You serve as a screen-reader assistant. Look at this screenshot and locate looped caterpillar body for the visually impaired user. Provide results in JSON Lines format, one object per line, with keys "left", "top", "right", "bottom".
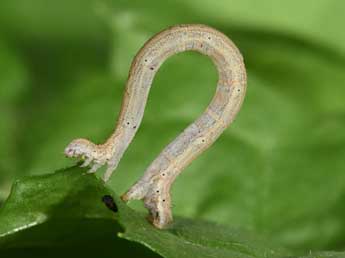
{"left": 65, "top": 24, "right": 247, "bottom": 228}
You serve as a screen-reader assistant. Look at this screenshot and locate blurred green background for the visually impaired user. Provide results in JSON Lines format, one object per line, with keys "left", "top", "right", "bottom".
{"left": 0, "top": 0, "right": 345, "bottom": 255}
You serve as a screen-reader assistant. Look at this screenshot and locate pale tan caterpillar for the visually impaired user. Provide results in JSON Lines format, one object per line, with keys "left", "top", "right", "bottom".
{"left": 65, "top": 24, "right": 247, "bottom": 228}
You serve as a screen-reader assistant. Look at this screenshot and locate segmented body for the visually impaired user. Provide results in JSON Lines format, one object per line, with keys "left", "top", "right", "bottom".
{"left": 65, "top": 24, "right": 247, "bottom": 228}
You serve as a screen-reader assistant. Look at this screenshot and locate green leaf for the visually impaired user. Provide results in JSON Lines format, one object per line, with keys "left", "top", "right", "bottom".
{"left": 0, "top": 166, "right": 291, "bottom": 258}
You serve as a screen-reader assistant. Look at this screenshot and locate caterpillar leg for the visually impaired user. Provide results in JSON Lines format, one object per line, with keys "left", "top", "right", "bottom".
{"left": 64, "top": 138, "right": 112, "bottom": 177}
{"left": 86, "top": 162, "right": 103, "bottom": 174}
{"left": 80, "top": 156, "right": 93, "bottom": 167}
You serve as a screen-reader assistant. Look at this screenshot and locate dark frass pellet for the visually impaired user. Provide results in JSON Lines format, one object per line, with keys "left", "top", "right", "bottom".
{"left": 102, "top": 195, "right": 118, "bottom": 212}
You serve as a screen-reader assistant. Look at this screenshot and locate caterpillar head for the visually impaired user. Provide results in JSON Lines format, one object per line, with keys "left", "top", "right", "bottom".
{"left": 64, "top": 138, "right": 97, "bottom": 159}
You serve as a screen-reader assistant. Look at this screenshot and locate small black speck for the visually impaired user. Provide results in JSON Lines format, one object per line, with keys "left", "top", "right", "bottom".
{"left": 163, "top": 199, "right": 166, "bottom": 202}
{"left": 133, "top": 126, "right": 137, "bottom": 129}
{"left": 156, "top": 190, "right": 160, "bottom": 193}
{"left": 162, "top": 173, "right": 165, "bottom": 176}
{"left": 102, "top": 195, "right": 118, "bottom": 212}
{"left": 150, "top": 67, "right": 154, "bottom": 70}
{"left": 202, "top": 139, "right": 205, "bottom": 142}
{"left": 127, "top": 122, "right": 130, "bottom": 125}
{"left": 144, "top": 59, "right": 148, "bottom": 62}
{"left": 208, "top": 37, "right": 211, "bottom": 40}
{"left": 237, "top": 89, "right": 241, "bottom": 92}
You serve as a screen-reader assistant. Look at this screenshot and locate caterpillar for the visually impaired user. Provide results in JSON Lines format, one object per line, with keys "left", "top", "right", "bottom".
{"left": 65, "top": 24, "right": 247, "bottom": 228}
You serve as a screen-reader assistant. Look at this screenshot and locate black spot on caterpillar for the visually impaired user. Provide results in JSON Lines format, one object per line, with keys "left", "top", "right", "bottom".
{"left": 102, "top": 195, "right": 118, "bottom": 212}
